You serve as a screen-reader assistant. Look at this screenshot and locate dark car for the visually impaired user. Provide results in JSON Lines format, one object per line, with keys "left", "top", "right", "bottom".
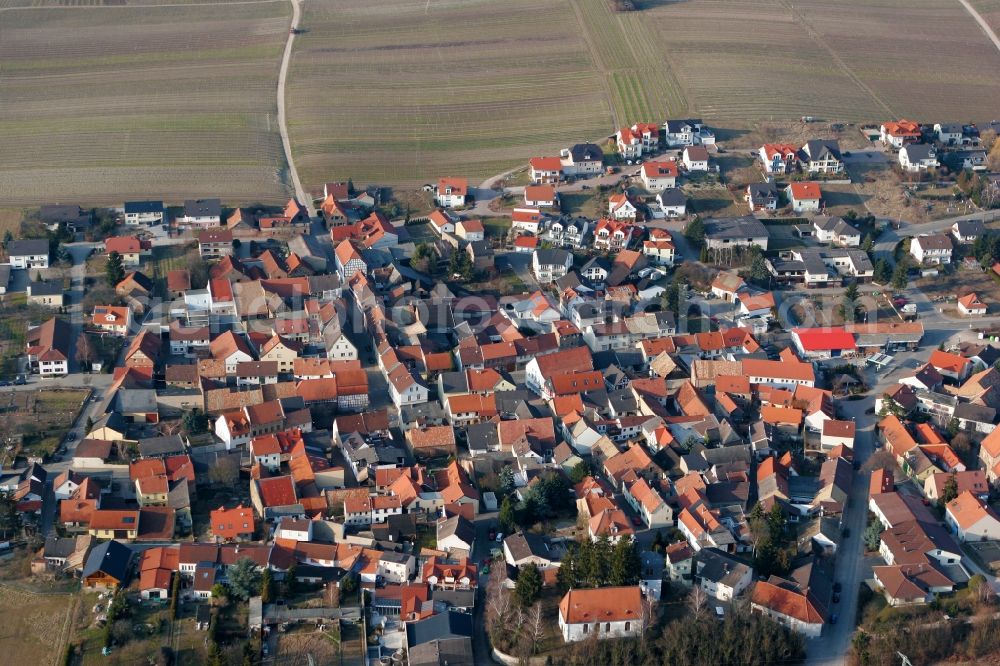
{"left": 833, "top": 593, "right": 841, "bottom": 604}
{"left": 833, "top": 582, "right": 842, "bottom": 593}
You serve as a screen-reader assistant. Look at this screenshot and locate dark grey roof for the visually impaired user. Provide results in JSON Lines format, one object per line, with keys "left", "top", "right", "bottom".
{"left": 902, "top": 143, "right": 937, "bottom": 161}
{"left": 803, "top": 139, "right": 842, "bottom": 162}
{"left": 44, "top": 536, "right": 77, "bottom": 559}
{"left": 431, "top": 588, "right": 476, "bottom": 610}
{"left": 406, "top": 637, "right": 474, "bottom": 666}
{"left": 747, "top": 182, "right": 779, "bottom": 198}
{"left": 704, "top": 216, "right": 768, "bottom": 240}
{"left": 437, "top": 515, "right": 475, "bottom": 547}
{"left": 503, "top": 531, "right": 565, "bottom": 563}
{"left": 405, "top": 610, "right": 474, "bottom": 648}
{"left": 937, "top": 122, "right": 963, "bottom": 133}
{"left": 124, "top": 201, "right": 164, "bottom": 215}
{"left": 814, "top": 216, "right": 859, "bottom": 236}
{"left": 696, "top": 547, "right": 751, "bottom": 586}
{"left": 658, "top": 188, "right": 687, "bottom": 206}
{"left": 955, "top": 402, "right": 996, "bottom": 423}
{"left": 183, "top": 198, "right": 222, "bottom": 217}
{"left": 138, "top": 434, "right": 186, "bottom": 458}
{"left": 569, "top": 143, "right": 604, "bottom": 163}
{"left": 40, "top": 205, "right": 89, "bottom": 225}
{"left": 665, "top": 119, "right": 702, "bottom": 132}
{"left": 534, "top": 248, "right": 571, "bottom": 266}
{"left": 438, "top": 371, "right": 469, "bottom": 395}
{"left": 115, "top": 388, "right": 157, "bottom": 414}
{"left": 8, "top": 239, "right": 49, "bottom": 257}
{"left": 465, "top": 422, "right": 499, "bottom": 452}
{"left": 29, "top": 279, "right": 63, "bottom": 296}
{"left": 954, "top": 219, "right": 984, "bottom": 236}
{"left": 82, "top": 539, "right": 132, "bottom": 582}
{"left": 580, "top": 256, "right": 611, "bottom": 273}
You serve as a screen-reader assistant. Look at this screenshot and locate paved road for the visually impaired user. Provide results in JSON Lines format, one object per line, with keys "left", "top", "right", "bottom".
{"left": 276, "top": 0, "right": 312, "bottom": 215}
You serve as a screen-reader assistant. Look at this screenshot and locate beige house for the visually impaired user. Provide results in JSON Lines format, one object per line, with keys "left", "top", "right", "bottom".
{"left": 259, "top": 335, "right": 300, "bottom": 374}
{"left": 28, "top": 280, "right": 64, "bottom": 307}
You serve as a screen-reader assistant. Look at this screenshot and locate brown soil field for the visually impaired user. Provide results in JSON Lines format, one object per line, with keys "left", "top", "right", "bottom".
{"left": 0, "top": 585, "right": 76, "bottom": 666}
{"left": 0, "top": 1, "right": 293, "bottom": 206}
{"left": 286, "top": 0, "right": 616, "bottom": 189}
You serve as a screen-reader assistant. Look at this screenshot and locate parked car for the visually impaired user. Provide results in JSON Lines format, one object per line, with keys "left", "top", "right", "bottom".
{"left": 833, "top": 582, "right": 842, "bottom": 593}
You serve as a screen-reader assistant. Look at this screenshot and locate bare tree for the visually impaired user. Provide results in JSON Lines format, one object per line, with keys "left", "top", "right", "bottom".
{"left": 75, "top": 334, "right": 95, "bottom": 368}
{"left": 687, "top": 584, "right": 708, "bottom": 618}
{"left": 639, "top": 593, "right": 657, "bottom": 636}
{"left": 522, "top": 602, "right": 546, "bottom": 657}
{"left": 207, "top": 455, "right": 240, "bottom": 487}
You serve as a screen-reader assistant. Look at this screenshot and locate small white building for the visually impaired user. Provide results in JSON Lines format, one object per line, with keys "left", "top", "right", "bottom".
{"left": 640, "top": 161, "right": 679, "bottom": 191}
{"left": 436, "top": 178, "right": 468, "bottom": 208}
{"left": 899, "top": 144, "right": 939, "bottom": 172}
{"left": 682, "top": 146, "right": 709, "bottom": 172}
{"left": 558, "top": 586, "right": 645, "bottom": 643}
{"left": 909, "top": 235, "right": 952, "bottom": 265}
{"left": 945, "top": 491, "right": 1000, "bottom": 542}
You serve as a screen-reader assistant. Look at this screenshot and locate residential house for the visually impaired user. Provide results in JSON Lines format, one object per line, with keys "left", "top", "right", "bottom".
{"left": 655, "top": 189, "right": 687, "bottom": 218}
{"left": 958, "top": 293, "right": 987, "bottom": 316}
{"left": 640, "top": 161, "right": 679, "bottom": 191}
{"left": 524, "top": 185, "right": 559, "bottom": 208}
{"left": 529, "top": 157, "right": 563, "bottom": 184}
{"left": 562, "top": 143, "right": 604, "bottom": 176}
{"left": 664, "top": 119, "right": 713, "bottom": 147}
{"left": 616, "top": 123, "right": 659, "bottom": 159}
{"left": 198, "top": 229, "right": 234, "bottom": 259}
{"left": 813, "top": 216, "right": 861, "bottom": 247}
{"left": 909, "top": 235, "right": 952, "bottom": 265}
{"left": 759, "top": 144, "right": 799, "bottom": 174}
{"left": 751, "top": 577, "right": 825, "bottom": 637}
{"left": 696, "top": 548, "right": 752, "bottom": 601}
{"left": 746, "top": 183, "right": 780, "bottom": 212}
{"left": 952, "top": 219, "right": 984, "bottom": 244}
{"left": 105, "top": 236, "right": 150, "bottom": 267}
{"left": 682, "top": 146, "right": 709, "bottom": 171}
{"left": 945, "top": 491, "right": 1000, "bottom": 542}
{"left": 880, "top": 120, "right": 921, "bottom": 147}
{"left": 25, "top": 317, "right": 71, "bottom": 376}
{"left": 899, "top": 144, "right": 939, "bottom": 172}
{"left": 801, "top": 140, "right": 843, "bottom": 174}
{"left": 180, "top": 199, "right": 222, "bottom": 228}
{"left": 91, "top": 305, "right": 132, "bottom": 336}
{"left": 436, "top": 178, "right": 468, "bottom": 208}
{"left": 532, "top": 249, "right": 573, "bottom": 284}
{"left": 123, "top": 200, "right": 164, "bottom": 225}
{"left": 704, "top": 216, "right": 769, "bottom": 251}
{"left": 786, "top": 183, "right": 821, "bottom": 213}
{"left": 7, "top": 239, "right": 49, "bottom": 269}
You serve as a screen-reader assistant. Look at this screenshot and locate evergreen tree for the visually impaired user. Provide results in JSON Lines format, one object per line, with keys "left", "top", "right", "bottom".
{"left": 747, "top": 249, "right": 770, "bottom": 287}
{"left": 226, "top": 558, "right": 260, "bottom": 601}
{"left": 862, "top": 233, "right": 875, "bottom": 252}
{"left": 498, "top": 495, "right": 517, "bottom": 534}
{"left": 105, "top": 251, "right": 125, "bottom": 287}
{"left": 556, "top": 547, "right": 576, "bottom": 593}
{"left": 608, "top": 537, "right": 641, "bottom": 586}
{"left": 890, "top": 262, "right": 909, "bottom": 289}
{"left": 568, "top": 460, "right": 591, "bottom": 484}
{"left": 684, "top": 217, "right": 705, "bottom": 245}
{"left": 873, "top": 258, "right": 892, "bottom": 284}
{"left": 514, "top": 563, "right": 542, "bottom": 607}
{"left": 941, "top": 474, "right": 959, "bottom": 504}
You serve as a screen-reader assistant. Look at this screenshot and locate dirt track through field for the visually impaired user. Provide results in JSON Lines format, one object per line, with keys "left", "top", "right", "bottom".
{"left": 567, "top": 0, "right": 620, "bottom": 129}
{"left": 778, "top": 0, "right": 896, "bottom": 118}
{"left": 277, "top": 0, "right": 311, "bottom": 213}
{"left": 956, "top": 0, "right": 1000, "bottom": 53}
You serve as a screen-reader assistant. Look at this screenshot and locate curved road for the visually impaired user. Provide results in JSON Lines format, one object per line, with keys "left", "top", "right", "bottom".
{"left": 277, "top": 0, "right": 314, "bottom": 216}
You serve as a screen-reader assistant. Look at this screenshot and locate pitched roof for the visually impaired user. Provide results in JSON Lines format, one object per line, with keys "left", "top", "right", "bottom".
{"left": 559, "top": 586, "right": 643, "bottom": 624}
{"left": 946, "top": 490, "right": 1000, "bottom": 530}
{"left": 751, "top": 577, "right": 824, "bottom": 625}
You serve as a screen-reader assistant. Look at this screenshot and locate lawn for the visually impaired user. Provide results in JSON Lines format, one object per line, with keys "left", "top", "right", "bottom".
{"left": 0, "top": 2, "right": 292, "bottom": 205}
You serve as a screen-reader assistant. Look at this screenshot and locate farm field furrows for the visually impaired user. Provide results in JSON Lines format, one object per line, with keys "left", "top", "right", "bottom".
{"left": 967, "top": 0, "right": 1000, "bottom": 37}
{"left": 0, "top": 1, "right": 292, "bottom": 206}
{"left": 792, "top": 0, "right": 1000, "bottom": 122}
{"left": 286, "top": 0, "right": 617, "bottom": 189}
{"left": 647, "top": 0, "right": 887, "bottom": 124}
